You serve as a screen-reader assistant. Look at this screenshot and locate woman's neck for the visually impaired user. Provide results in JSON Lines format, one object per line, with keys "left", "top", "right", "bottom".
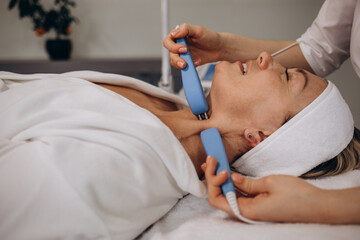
{"left": 158, "top": 107, "right": 253, "bottom": 178}
{"left": 157, "top": 108, "right": 210, "bottom": 177}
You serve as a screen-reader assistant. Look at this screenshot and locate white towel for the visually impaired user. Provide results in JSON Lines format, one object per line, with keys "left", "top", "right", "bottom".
{"left": 0, "top": 71, "right": 206, "bottom": 240}
{"left": 233, "top": 80, "right": 354, "bottom": 177}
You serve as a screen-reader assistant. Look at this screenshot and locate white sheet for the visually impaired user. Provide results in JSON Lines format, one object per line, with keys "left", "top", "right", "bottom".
{"left": 0, "top": 71, "right": 206, "bottom": 240}
{"left": 139, "top": 169, "right": 360, "bottom": 240}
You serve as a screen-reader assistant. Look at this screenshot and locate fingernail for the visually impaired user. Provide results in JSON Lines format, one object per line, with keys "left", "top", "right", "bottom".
{"left": 177, "top": 61, "right": 185, "bottom": 68}
{"left": 179, "top": 47, "right": 187, "bottom": 53}
{"left": 206, "top": 156, "right": 211, "bottom": 164}
{"left": 171, "top": 30, "right": 178, "bottom": 36}
{"left": 220, "top": 170, "right": 227, "bottom": 175}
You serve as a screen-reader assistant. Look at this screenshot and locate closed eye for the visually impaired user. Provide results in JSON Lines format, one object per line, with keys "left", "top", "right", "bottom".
{"left": 285, "top": 68, "right": 289, "bottom": 81}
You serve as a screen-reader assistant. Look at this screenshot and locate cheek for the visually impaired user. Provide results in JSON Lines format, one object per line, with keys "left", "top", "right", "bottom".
{"left": 209, "top": 83, "right": 241, "bottom": 114}
{"left": 210, "top": 70, "right": 287, "bottom": 121}
{"left": 210, "top": 72, "right": 239, "bottom": 104}
{"left": 251, "top": 98, "right": 289, "bottom": 129}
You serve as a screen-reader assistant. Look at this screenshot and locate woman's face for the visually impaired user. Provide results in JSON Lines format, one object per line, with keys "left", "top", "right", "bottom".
{"left": 208, "top": 52, "right": 327, "bottom": 157}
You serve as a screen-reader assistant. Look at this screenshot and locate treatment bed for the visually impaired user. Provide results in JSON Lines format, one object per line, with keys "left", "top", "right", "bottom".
{"left": 138, "top": 169, "right": 360, "bottom": 240}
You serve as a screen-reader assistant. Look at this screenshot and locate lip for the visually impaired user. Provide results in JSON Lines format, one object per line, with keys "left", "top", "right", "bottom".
{"left": 236, "top": 61, "right": 244, "bottom": 74}
{"left": 245, "top": 60, "right": 252, "bottom": 74}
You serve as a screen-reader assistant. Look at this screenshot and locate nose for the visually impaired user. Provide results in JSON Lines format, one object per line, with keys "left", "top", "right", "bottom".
{"left": 256, "top": 52, "right": 272, "bottom": 70}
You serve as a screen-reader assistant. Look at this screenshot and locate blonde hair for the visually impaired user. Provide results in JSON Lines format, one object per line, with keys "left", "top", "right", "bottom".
{"left": 301, "top": 127, "right": 360, "bottom": 179}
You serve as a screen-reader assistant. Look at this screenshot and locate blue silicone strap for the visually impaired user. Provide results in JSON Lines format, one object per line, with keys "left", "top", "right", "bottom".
{"left": 175, "top": 38, "right": 208, "bottom": 116}
{"left": 200, "top": 128, "right": 235, "bottom": 195}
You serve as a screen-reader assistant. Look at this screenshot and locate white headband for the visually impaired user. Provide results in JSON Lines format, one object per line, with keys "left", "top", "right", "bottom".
{"left": 232, "top": 81, "right": 354, "bottom": 177}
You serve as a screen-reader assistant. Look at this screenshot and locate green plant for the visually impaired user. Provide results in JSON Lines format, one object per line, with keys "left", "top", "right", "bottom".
{"left": 8, "top": 0, "right": 78, "bottom": 38}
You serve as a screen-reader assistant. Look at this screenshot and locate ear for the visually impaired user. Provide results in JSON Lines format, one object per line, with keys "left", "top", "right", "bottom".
{"left": 244, "top": 128, "right": 273, "bottom": 148}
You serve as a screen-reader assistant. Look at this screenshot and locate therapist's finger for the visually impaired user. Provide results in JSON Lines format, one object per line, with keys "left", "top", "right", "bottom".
{"left": 204, "top": 156, "right": 228, "bottom": 186}
{"left": 204, "top": 156, "right": 228, "bottom": 202}
{"left": 231, "top": 173, "right": 270, "bottom": 196}
{"left": 169, "top": 52, "right": 186, "bottom": 69}
{"left": 168, "top": 45, "right": 201, "bottom": 68}
{"left": 177, "top": 23, "right": 204, "bottom": 40}
{"left": 163, "top": 31, "right": 187, "bottom": 69}
{"left": 165, "top": 24, "right": 199, "bottom": 50}
{"left": 168, "top": 23, "right": 196, "bottom": 39}
{"left": 163, "top": 24, "right": 193, "bottom": 53}
{"left": 204, "top": 156, "right": 240, "bottom": 215}
{"left": 163, "top": 33, "right": 188, "bottom": 53}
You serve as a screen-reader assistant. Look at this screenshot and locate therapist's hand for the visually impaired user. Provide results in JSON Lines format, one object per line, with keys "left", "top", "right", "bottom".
{"left": 201, "top": 156, "right": 329, "bottom": 223}
{"left": 163, "top": 23, "right": 224, "bottom": 69}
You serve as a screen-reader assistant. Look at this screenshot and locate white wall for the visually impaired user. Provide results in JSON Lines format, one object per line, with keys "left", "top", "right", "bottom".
{"left": 0, "top": 0, "right": 359, "bottom": 127}
{"left": 0, "top": 0, "right": 324, "bottom": 60}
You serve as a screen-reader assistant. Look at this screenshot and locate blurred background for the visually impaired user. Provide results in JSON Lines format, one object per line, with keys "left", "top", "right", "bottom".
{"left": 0, "top": 0, "right": 359, "bottom": 127}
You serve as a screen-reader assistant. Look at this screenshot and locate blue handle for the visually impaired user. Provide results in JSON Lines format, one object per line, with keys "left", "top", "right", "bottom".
{"left": 200, "top": 128, "right": 235, "bottom": 195}
{"left": 175, "top": 38, "right": 208, "bottom": 116}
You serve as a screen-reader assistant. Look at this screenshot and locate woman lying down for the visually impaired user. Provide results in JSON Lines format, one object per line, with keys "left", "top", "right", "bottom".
{"left": 0, "top": 52, "right": 359, "bottom": 239}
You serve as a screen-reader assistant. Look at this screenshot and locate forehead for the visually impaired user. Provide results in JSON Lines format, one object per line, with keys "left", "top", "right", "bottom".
{"left": 291, "top": 72, "right": 327, "bottom": 113}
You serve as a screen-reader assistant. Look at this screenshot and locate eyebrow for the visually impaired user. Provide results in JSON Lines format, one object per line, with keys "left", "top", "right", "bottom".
{"left": 296, "top": 69, "right": 308, "bottom": 90}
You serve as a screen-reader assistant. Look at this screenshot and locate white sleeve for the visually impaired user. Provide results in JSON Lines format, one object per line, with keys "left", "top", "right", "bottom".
{"left": 296, "top": 0, "right": 356, "bottom": 77}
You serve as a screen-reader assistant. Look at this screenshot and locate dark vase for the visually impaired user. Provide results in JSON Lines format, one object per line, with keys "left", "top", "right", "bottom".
{"left": 45, "top": 39, "right": 72, "bottom": 60}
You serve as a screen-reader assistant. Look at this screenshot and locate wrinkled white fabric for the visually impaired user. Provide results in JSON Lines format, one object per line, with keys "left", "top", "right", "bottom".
{"left": 233, "top": 81, "right": 354, "bottom": 177}
{"left": 139, "top": 170, "right": 360, "bottom": 240}
{"left": 0, "top": 71, "right": 206, "bottom": 240}
{"left": 297, "top": 0, "right": 360, "bottom": 78}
